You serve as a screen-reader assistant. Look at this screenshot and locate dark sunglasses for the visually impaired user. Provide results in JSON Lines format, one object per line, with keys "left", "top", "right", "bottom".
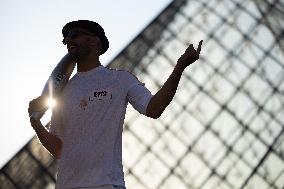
{"left": 62, "top": 30, "right": 95, "bottom": 45}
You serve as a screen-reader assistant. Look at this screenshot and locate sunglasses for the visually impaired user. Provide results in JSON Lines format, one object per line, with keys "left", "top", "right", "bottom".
{"left": 62, "top": 30, "right": 95, "bottom": 45}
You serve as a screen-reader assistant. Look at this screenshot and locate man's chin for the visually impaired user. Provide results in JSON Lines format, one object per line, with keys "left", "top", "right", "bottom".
{"left": 68, "top": 52, "right": 79, "bottom": 62}
{"left": 68, "top": 47, "right": 76, "bottom": 54}
{"left": 68, "top": 48, "right": 90, "bottom": 62}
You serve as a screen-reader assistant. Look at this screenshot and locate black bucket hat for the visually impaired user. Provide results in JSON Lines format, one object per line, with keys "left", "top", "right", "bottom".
{"left": 62, "top": 20, "right": 109, "bottom": 55}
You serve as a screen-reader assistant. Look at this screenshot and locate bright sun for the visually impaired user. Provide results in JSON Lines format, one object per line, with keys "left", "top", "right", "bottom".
{"left": 46, "top": 98, "right": 56, "bottom": 108}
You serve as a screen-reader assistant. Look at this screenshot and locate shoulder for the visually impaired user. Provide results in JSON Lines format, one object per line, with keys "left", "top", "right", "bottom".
{"left": 105, "top": 67, "right": 138, "bottom": 80}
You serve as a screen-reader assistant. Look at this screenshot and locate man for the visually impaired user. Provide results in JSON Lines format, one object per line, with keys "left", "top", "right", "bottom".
{"left": 28, "top": 20, "right": 203, "bottom": 189}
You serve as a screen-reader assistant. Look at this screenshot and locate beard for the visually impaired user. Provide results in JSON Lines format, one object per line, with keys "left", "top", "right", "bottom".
{"left": 68, "top": 44, "right": 91, "bottom": 63}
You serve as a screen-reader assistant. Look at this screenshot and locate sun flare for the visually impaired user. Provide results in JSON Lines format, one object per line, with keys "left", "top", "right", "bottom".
{"left": 46, "top": 98, "right": 56, "bottom": 108}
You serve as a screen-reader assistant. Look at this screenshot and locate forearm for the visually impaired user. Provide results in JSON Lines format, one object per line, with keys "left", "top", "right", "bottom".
{"left": 31, "top": 120, "right": 62, "bottom": 159}
{"left": 146, "top": 63, "right": 185, "bottom": 118}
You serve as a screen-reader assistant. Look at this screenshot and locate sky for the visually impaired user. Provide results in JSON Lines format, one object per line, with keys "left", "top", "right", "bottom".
{"left": 0, "top": 0, "right": 172, "bottom": 168}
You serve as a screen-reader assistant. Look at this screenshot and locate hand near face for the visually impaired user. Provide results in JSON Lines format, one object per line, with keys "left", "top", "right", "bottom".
{"left": 177, "top": 40, "right": 203, "bottom": 69}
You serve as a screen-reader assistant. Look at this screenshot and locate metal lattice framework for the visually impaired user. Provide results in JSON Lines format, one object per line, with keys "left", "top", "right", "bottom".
{"left": 0, "top": 138, "right": 56, "bottom": 189}
{"left": 1, "top": 0, "right": 284, "bottom": 188}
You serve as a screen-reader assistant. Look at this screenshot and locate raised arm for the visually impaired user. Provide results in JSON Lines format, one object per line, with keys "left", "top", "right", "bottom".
{"left": 146, "top": 40, "right": 203, "bottom": 119}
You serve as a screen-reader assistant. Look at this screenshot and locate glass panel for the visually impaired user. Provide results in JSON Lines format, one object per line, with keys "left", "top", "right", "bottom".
{"left": 2, "top": 0, "right": 284, "bottom": 188}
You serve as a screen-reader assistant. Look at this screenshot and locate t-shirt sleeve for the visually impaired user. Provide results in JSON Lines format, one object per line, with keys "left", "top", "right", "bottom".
{"left": 126, "top": 73, "right": 153, "bottom": 115}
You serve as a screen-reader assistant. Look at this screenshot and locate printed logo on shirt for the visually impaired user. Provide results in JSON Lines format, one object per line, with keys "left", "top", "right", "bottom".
{"left": 79, "top": 89, "right": 112, "bottom": 110}
{"left": 88, "top": 90, "right": 112, "bottom": 101}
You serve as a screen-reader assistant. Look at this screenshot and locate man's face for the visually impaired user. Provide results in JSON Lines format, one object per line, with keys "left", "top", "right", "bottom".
{"left": 63, "top": 28, "right": 95, "bottom": 62}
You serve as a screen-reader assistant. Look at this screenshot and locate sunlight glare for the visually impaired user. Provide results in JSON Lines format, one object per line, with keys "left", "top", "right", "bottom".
{"left": 46, "top": 98, "right": 56, "bottom": 108}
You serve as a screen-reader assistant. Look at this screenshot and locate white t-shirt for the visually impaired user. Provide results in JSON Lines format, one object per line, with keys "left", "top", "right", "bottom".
{"left": 50, "top": 66, "right": 153, "bottom": 189}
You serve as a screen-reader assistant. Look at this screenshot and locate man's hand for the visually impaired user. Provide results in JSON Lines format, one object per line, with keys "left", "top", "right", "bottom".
{"left": 177, "top": 40, "right": 203, "bottom": 69}
{"left": 28, "top": 96, "right": 47, "bottom": 127}
{"left": 28, "top": 96, "right": 47, "bottom": 116}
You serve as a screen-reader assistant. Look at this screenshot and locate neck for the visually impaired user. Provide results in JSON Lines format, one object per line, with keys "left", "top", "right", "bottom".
{"left": 76, "top": 54, "right": 101, "bottom": 72}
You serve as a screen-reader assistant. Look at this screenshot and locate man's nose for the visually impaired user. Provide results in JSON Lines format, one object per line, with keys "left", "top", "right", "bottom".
{"left": 64, "top": 37, "right": 72, "bottom": 44}
{"left": 63, "top": 35, "right": 76, "bottom": 45}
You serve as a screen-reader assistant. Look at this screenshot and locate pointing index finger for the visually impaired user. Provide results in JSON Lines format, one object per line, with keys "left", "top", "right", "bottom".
{"left": 197, "top": 40, "right": 203, "bottom": 54}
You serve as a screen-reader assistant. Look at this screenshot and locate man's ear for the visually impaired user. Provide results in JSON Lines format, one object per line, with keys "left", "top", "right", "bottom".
{"left": 89, "top": 36, "right": 102, "bottom": 52}
{"left": 89, "top": 36, "right": 100, "bottom": 45}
